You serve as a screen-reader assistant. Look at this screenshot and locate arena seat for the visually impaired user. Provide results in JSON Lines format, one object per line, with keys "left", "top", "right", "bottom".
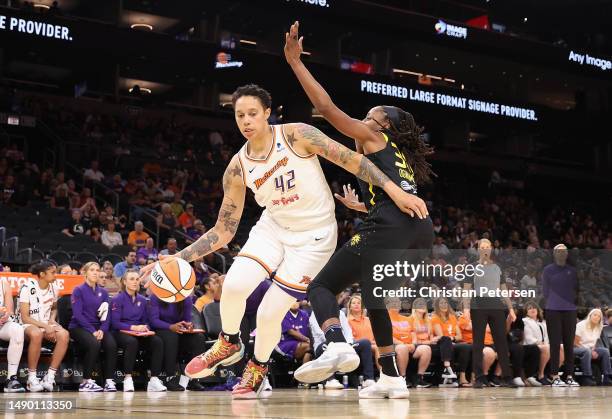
{"left": 110, "top": 245, "right": 134, "bottom": 257}
{"left": 73, "top": 252, "right": 99, "bottom": 264}
{"left": 48, "top": 250, "right": 72, "bottom": 266}
{"left": 101, "top": 253, "right": 123, "bottom": 266}
{"left": 203, "top": 302, "right": 222, "bottom": 338}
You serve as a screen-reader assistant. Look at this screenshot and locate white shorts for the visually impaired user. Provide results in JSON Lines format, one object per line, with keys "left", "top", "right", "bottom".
{"left": 237, "top": 213, "right": 338, "bottom": 299}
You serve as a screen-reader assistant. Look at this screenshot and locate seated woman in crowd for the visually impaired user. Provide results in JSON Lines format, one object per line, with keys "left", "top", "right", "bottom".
{"left": 406, "top": 298, "right": 440, "bottom": 388}
{"left": 457, "top": 310, "right": 497, "bottom": 387}
{"left": 574, "top": 308, "right": 612, "bottom": 386}
{"left": 100, "top": 260, "right": 121, "bottom": 296}
{"left": 111, "top": 270, "right": 166, "bottom": 392}
{"left": 523, "top": 300, "right": 556, "bottom": 385}
{"left": 69, "top": 262, "right": 117, "bottom": 392}
{"left": 430, "top": 297, "right": 461, "bottom": 386}
{"left": 148, "top": 292, "right": 205, "bottom": 391}
{"left": 388, "top": 298, "right": 431, "bottom": 387}
{"left": 347, "top": 295, "right": 380, "bottom": 370}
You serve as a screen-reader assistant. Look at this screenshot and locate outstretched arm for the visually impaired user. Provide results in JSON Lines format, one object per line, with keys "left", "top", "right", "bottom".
{"left": 284, "top": 123, "right": 428, "bottom": 218}
{"left": 284, "top": 21, "right": 379, "bottom": 147}
{"left": 177, "top": 156, "right": 246, "bottom": 262}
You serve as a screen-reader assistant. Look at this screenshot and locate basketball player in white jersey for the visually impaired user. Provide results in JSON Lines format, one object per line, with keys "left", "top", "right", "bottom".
{"left": 141, "top": 84, "right": 427, "bottom": 399}
{"left": 19, "top": 261, "right": 69, "bottom": 392}
{"left": 0, "top": 271, "right": 26, "bottom": 392}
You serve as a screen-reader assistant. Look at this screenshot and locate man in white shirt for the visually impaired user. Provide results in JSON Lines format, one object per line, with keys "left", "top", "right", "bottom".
{"left": 83, "top": 160, "right": 105, "bottom": 183}
{"left": 19, "top": 262, "right": 69, "bottom": 392}
{"left": 309, "top": 310, "right": 375, "bottom": 388}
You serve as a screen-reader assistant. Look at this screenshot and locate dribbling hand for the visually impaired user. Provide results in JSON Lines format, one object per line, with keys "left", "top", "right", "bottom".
{"left": 139, "top": 254, "right": 175, "bottom": 289}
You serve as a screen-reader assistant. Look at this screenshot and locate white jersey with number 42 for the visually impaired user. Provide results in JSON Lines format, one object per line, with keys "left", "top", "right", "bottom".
{"left": 237, "top": 125, "right": 335, "bottom": 232}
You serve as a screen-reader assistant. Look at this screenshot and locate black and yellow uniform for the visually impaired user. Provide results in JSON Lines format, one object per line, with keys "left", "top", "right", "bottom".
{"left": 308, "top": 131, "right": 433, "bottom": 348}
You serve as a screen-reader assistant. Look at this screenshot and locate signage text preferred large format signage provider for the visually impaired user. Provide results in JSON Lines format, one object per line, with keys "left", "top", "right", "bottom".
{"left": 360, "top": 80, "right": 538, "bottom": 121}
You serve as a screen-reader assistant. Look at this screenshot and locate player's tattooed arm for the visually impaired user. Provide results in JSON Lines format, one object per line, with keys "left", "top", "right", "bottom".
{"left": 285, "top": 122, "right": 391, "bottom": 189}
{"left": 285, "top": 123, "right": 429, "bottom": 218}
{"left": 178, "top": 155, "right": 246, "bottom": 262}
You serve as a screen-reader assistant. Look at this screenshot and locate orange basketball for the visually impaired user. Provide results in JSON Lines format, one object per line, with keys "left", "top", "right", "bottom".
{"left": 149, "top": 258, "right": 196, "bottom": 303}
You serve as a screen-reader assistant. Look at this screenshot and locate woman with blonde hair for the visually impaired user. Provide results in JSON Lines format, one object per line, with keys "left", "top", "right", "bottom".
{"left": 347, "top": 295, "right": 380, "bottom": 369}
{"left": 407, "top": 298, "right": 433, "bottom": 387}
{"left": 431, "top": 297, "right": 460, "bottom": 385}
{"left": 387, "top": 298, "right": 430, "bottom": 386}
{"left": 574, "top": 308, "right": 612, "bottom": 386}
{"left": 111, "top": 270, "right": 165, "bottom": 392}
{"left": 69, "top": 262, "right": 117, "bottom": 392}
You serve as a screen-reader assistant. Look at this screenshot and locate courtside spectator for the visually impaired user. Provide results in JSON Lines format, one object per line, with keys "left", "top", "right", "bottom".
{"left": 0, "top": 270, "right": 25, "bottom": 392}
{"left": 148, "top": 293, "right": 205, "bottom": 391}
{"left": 178, "top": 203, "right": 196, "bottom": 229}
{"left": 574, "top": 309, "right": 612, "bottom": 386}
{"left": 113, "top": 251, "right": 139, "bottom": 279}
{"left": 387, "top": 298, "right": 431, "bottom": 385}
{"left": 62, "top": 209, "right": 88, "bottom": 237}
{"left": 58, "top": 264, "right": 72, "bottom": 275}
{"left": 69, "top": 262, "right": 117, "bottom": 392}
{"left": 19, "top": 262, "right": 68, "bottom": 392}
{"left": 522, "top": 301, "right": 554, "bottom": 385}
{"left": 127, "top": 221, "right": 149, "bottom": 249}
{"left": 111, "top": 270, "right": 166, "bottom": 392}
{"left": 159, "top": 238, "right": 179, "bottom": 256}
{"left": 309, "top": 307, "right": 376, "bottom": 389}
{"left": 431, "top": 297, "right": 460, "bottom": 385}
{"left": 347, "top": 295, "right": 381, "bottom": 370}
{"left": 407, "top": 298, "right": 434, "bottom": 388}
{"left": 458, "top": 312, "right": 497, "bottom": 386}
{"left": 275, "top": 301, "right": 312, "bottom": 366}
{"left": 136, "top": 238, "right": 158, "bottom": 265}
{"left": 101, "top": 222, "right": 123, "bottom": 249}
{"left": 194, "top": 275, "right": 219, "bottom": 313}
{"left": 83, "top": 160, "right": 104, "bottom": 183}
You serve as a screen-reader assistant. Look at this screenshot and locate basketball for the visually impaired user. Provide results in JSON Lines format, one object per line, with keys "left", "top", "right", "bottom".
{"left": 148, "top": 258, "right": 196, "bottom": 303}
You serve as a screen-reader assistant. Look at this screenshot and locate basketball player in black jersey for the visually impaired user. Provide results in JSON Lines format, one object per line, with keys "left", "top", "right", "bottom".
{"left": 285, "top": 22, "right": 434, "bottom": 398}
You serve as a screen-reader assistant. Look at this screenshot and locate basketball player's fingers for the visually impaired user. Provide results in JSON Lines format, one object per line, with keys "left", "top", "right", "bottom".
{"left": 298, "top": 36, "right": 304, "bottom": 50}
{"left": 333, "top": 193, "right": 348, "bottom": 204}
{"left": 410, "top": 203, "right": 424, "bottom": 218}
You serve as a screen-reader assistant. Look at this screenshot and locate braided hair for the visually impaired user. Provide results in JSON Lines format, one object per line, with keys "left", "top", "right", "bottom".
{"left": 381, "top": 106, "right": 435, "bottom": 185}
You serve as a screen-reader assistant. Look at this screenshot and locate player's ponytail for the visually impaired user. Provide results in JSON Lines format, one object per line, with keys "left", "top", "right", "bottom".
{"left": 381, "top": 106, "right": 435, "bottom": 185}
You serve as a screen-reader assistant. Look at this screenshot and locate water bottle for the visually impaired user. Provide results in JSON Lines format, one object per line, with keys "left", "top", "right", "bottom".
{"left": 358, "top": 375, "right": 364, "bottom": 390}
{"left": 342, "top": 375, "right": 349, "bottom": 389}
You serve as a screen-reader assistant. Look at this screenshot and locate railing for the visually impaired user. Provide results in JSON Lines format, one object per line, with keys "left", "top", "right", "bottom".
{"left": 2, "top": 237, "right": 18, "bottom": 260}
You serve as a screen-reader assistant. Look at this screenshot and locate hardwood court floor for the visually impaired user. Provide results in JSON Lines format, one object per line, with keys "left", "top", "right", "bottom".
{"left": 1, "top": 387, "right": 610, "bottom": 418}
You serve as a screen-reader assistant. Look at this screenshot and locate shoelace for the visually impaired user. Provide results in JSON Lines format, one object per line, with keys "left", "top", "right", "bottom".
{"left": 238, "top": 364, "right": 265, "bottom": 389}
{"left": 198, "top": 339, "right": 232, "bottom": 364}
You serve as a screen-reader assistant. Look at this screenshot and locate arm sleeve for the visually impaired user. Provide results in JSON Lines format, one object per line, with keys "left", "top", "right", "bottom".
{"left": 111, "top": 297, "right": 131, "bottom": 331}
{"left": 147, "top": 298, "right": 171, "bottom": 330}
{"left": 182, "top": 298, "right": 192, "bottom": 323}
{"left": 70, "top": 288, "right": 96, "bottom": 333}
